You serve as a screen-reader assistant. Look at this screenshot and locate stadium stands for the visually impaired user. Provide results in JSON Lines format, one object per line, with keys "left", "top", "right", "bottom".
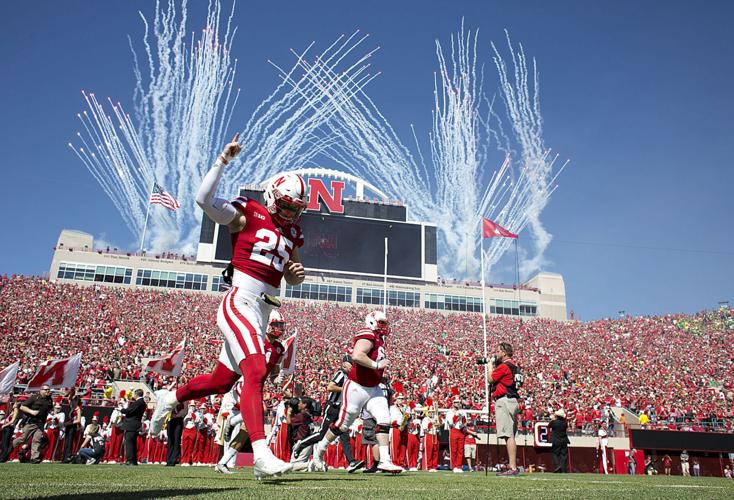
{"left": 1, "top": 275, "right": 732, "bottom": 432}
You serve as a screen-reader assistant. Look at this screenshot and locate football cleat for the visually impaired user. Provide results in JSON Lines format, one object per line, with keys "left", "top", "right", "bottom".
{"left": 215, "top": 464, "right": 234, "bottom": 474}
{"left": 377, "top": 461, "right": 404, "bottom": 474}
{"left": 253, "top": 452, "right": 293, "bottom": 479}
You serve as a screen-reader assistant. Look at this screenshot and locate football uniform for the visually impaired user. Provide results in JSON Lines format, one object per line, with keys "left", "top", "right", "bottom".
{"left": 216, "top": 197, "right": 303, "bottom": 374}
{"left": 348, "top": 328, "right": 385, "bottom": 388}
{"left": 335, "top": 329, "right": 391, "bottom": 430}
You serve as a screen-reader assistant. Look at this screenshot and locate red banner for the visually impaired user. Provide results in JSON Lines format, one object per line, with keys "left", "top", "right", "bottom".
{"left": 141, "top": 340, "right": 186, "bottom": 376}
{"left": 27, "top": 353, "right": 82, "bottom": 391}
{"left": 482, "top": 217, "right": 518, "bottom": 239}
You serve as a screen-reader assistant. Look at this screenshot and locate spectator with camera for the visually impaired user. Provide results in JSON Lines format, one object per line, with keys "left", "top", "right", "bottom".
{"left": 489, "top": 342, "right": 522, "bottom": 477}
{"left": 76, "top": 421, "right": 106, "bottom": 464}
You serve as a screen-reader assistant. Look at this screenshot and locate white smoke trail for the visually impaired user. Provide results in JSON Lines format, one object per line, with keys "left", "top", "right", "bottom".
{"left": 70, "top": 0, "right": 240, "bottom": 253}
{"left": 488, "top": 31, "right": 569, "bottom": 279}
{"left": 269, "top": 23, "right": 567, "bottom": 281}
{"left": 69, "top": 4, "right": 564, "bottom": 280}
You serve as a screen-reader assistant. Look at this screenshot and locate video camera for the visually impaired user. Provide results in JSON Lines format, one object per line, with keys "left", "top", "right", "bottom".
{"left": 476, "top": 355, "right": 498, "bottom": 366}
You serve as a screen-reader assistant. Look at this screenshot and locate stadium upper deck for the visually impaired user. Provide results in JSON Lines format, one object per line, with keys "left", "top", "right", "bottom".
{"left": 49, "top": 229, "right": 567, "bottom": 320}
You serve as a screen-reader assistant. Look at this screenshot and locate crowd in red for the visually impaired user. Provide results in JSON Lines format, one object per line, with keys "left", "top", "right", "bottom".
{"left": 1, "top": 275, "right": 733, "bottom": 434}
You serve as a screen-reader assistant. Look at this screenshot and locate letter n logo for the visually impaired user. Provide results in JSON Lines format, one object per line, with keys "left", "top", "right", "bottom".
{"left": 306, "top": 179, "right": 345, "bottom": 214}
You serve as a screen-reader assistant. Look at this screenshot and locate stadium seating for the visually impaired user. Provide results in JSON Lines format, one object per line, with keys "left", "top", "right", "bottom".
{"left": 1, "top": 275, "right": 732, "bottom": 432}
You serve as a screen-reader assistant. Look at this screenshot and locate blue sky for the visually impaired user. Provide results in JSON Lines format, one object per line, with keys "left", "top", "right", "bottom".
{"left": 0, "top": 0, "right": 732, "bottom": 320}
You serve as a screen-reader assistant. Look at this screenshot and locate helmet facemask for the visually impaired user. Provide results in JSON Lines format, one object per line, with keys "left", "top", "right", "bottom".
{"left": 267, "top": 320, "right": 286, "bottom": 339}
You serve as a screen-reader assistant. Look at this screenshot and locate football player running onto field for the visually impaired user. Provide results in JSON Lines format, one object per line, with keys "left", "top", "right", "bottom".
{"left": 150, "top": 134, "right": 307, "bottom": 479}
{"left": 310, "top": 311, "right": 403, "bottom": 473}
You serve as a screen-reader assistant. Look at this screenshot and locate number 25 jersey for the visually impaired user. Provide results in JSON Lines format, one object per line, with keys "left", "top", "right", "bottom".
{"left": 230, "top": 196, "right": 304, "bottom": 288}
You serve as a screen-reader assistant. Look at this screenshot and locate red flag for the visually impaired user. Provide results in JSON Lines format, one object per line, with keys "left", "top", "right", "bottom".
{"left": 482, "top": 217, "right": 518, "bottom": 239}
{"left": 142, "top": 340, "right": 186, "bottom": 376}
{"left": 27, "top": 353, "right": 82, "bottom": 391}
{"left": 280, "top": 333, "right": 298, "bottom": 375}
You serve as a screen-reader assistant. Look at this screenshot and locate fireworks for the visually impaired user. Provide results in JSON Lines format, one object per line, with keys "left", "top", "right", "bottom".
{"left": 69, "top": 2, "right": 566, "bottom": 280}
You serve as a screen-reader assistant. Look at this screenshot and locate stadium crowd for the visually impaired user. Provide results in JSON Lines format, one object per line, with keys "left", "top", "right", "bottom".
{"left": 1, "top": 275, "right": 733, "bottom": 440}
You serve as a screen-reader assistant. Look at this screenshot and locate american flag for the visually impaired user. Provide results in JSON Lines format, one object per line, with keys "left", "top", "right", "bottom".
{"left": 150, "top": 182, "right": 180, "bottom": 211}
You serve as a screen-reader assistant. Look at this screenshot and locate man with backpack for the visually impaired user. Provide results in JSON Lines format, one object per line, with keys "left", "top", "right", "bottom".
{"left": 489, "top": 342, "right": 523, "bottom": 477}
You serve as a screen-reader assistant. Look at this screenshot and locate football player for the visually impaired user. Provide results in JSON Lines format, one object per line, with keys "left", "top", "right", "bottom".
{"left": 310, "top": 311, "right": 403, "bottom": 473}
{"left": 150, "top": 134, "right": 307, "bottom": 478}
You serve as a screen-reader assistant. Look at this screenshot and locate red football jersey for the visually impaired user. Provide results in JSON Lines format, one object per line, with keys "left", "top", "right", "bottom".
{"left": 264, "top": 338, "right": 284, "bottom": 374}
{"left": 230, "top": 197, "right": 304, "bottom": 288}
{"left": 348, "top": 328, "right": 385, "bottom": 388}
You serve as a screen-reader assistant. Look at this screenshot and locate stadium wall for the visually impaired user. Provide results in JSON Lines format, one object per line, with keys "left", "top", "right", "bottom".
{"left": 49, "top": 230, "right": 567, "bottom": 321}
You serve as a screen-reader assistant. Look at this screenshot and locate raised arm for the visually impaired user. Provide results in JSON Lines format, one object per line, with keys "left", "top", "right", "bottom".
{"left": 195, "top": 133, "right": 246, "bottom": 233}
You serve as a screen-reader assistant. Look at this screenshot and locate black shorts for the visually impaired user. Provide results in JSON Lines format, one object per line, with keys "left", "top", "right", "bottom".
{"left": 325, "top": 404, "right": 340, "bottom": 424}
{"left": 361, "top": 417, "right": 377, "bottom": 445}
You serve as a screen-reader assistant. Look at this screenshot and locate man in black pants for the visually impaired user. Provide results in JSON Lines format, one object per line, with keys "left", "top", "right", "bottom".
{"left": 549, "top": 408, "right": 570, "bottom": 473}
{"left": 166, "top": 402, "right": 188, "bottom": 466}
{"left": 121, "top": 389, "right": 146, "bottom": 465}
{"left": 14, "top": 385, "right": 54, "bottom": 463}
{"left": 292, "top": 356, "right": 363, "bottom": 472}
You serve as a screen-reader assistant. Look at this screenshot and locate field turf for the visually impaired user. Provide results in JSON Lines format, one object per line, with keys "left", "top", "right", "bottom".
{"left": 0, "top": 464, "right": 732, "bottom": 499}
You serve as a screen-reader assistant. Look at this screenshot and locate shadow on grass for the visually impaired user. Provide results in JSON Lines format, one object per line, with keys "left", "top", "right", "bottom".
{"left": 41, "top": 487, "right": 239, "bottom": 499}
{"left": 174, "top": 475, "right": 362, "bottom": 483}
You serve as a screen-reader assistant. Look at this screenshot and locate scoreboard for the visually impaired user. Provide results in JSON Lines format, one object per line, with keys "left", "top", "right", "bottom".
{"left": 196, "top": 183, "right": 437, "bottom": 282}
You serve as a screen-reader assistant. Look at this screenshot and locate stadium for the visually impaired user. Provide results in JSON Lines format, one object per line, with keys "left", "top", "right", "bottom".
{"left": 2, "top": 168, "right": 733, "bottom": 498}
{"left": 2, "top": 1, "right": 734, "bottom": 498}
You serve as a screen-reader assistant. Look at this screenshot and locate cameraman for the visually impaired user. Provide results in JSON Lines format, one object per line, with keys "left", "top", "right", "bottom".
{"left": 286, "top": 397, "right": 313, "bottom": 471}
{"left": 488, "top": 342, "right": 522, "bottom": 476}
{"left": 292, "top": 356, "right": 362, "bottom": 472}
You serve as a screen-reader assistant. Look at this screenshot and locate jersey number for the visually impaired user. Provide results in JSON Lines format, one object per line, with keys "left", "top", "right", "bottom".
{"left": 251, "top": 229, "right": 293, "bottom": 271}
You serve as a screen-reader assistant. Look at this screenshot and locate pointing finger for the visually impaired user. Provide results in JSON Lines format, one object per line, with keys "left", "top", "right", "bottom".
{"left": 232, "top": 132, "right": 240, "bottom": 144}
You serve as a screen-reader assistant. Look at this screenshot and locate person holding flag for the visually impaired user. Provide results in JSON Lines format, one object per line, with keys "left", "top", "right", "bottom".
{"left": 150, "top": 133, "right": 307, "bottom": 479}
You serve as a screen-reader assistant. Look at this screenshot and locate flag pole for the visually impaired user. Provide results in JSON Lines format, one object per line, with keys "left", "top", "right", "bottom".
{"left": 139, "top": 180, "right": 155, "bottom": 253}
{"left": 383, "top": 236, "right": 388, "bottom": 314}
{"left": 480, "top": 220, "right": 491, "bottom": 475}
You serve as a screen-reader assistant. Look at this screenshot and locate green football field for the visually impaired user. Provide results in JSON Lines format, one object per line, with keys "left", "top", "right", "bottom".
{"left": 0, "top": 464, "right": 732, "bottom": 499}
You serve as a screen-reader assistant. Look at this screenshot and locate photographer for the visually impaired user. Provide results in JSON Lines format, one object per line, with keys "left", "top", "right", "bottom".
{"left": 549, "top": 409, "right": 570, "bottom": 472}
{"left": 292, "top": 356, "right": 363, "bottom": 473}
{"left": 488, "top": 342, "right": 522, "bottom": 476}
{"left": 76, "top": 421, "right": 106, "bottom": 464}
{"left": 286, "top": 397, "right": 313, "bottom": 471}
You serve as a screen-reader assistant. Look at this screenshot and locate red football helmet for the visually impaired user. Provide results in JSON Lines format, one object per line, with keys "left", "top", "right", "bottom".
{"left": 267, "top": 310, "right": 286, "bottom": 338}
{"left": 365, "top": 310, "right": 390, "bottom": 335}
{"left": 263, "top": 173, "right": 308, "bottom": 227}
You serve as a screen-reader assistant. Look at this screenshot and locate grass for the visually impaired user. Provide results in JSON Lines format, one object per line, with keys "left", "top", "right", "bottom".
{"left": 0, "top": 463, "right": 732, "bottom": 499}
